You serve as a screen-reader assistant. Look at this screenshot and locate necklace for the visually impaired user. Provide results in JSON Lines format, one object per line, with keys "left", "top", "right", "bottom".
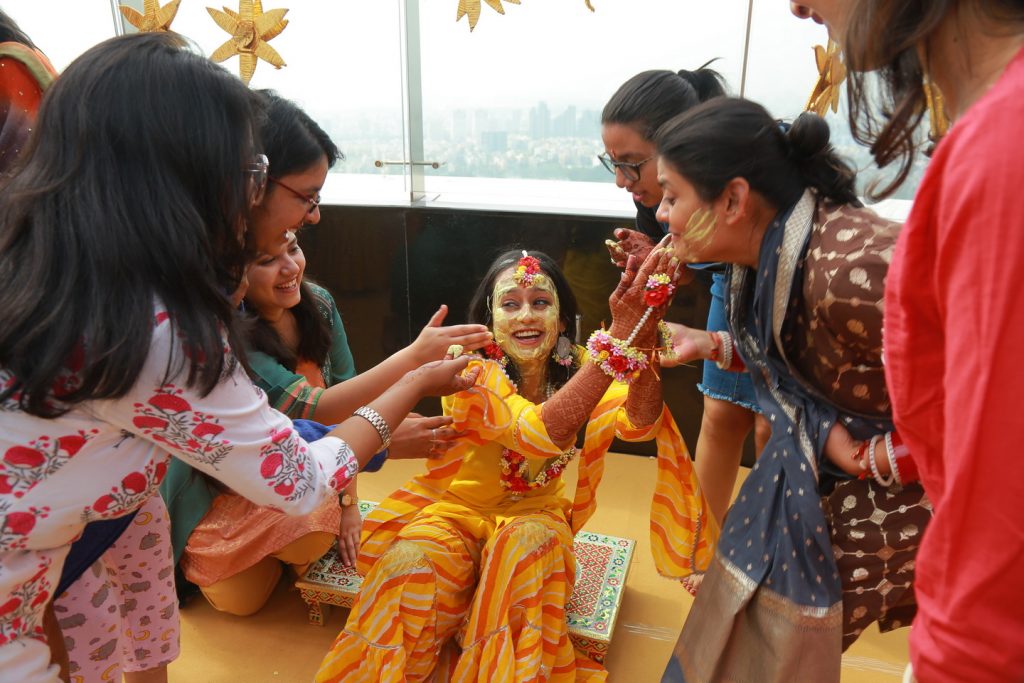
{"left": 498, "top": 445, "right": 576, "bottom": 498}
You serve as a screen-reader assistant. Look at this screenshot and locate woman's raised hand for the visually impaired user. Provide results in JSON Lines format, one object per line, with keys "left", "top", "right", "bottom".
{"left": 409, "top": 305, "right": 492, "bottom": 364}
{"left": 608, "top": 242, "right": 682, "bottom": 344}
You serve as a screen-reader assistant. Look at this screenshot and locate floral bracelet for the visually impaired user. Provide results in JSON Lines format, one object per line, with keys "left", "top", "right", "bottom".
{"left": 586, "top": 329, "right": 649, "bottom": 383}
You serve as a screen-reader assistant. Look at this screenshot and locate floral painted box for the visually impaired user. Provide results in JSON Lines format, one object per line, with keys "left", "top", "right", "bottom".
{"left": 295, "top": 502, "right": 635, "bottom": 664}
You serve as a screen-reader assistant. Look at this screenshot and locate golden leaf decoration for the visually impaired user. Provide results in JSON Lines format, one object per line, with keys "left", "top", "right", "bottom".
{"left": 923, "top": 74, "right": 951, "bottom": 142}
{"left": 207, "top": 0, "right": 289, "bottom": 85}
{"left": 455, "top": 0, "right": 594, "bottom": 30}
{"left": 805, "top": 39, "right": 846, "bottom": 116}
{"left": 120, "top": 0, "right": 181, "bottom": 33}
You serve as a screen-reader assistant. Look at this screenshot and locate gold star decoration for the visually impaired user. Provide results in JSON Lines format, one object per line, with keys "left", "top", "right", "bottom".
{"left": 456, "top": 0, "right": 594, "bottom": 32}
{"left": 120, "top": 0, "right": 181, "bottom": 33}
{"left": 208, "top": 0, "right": 289, "bottom": 85}
{"left": 805, "top": 39, "right": 846, "bottom": 117}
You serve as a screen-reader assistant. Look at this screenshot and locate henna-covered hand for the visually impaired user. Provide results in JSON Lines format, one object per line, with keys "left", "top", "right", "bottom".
{"left": 606, "top": 228, "right": 656, "bottom": 269}
{"left": 608, "top": 243, "right": 682, "bottom": 346}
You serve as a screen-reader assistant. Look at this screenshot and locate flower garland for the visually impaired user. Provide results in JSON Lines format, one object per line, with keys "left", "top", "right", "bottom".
{"left": 499, "top": 446, "right": 577, "bottom": 496}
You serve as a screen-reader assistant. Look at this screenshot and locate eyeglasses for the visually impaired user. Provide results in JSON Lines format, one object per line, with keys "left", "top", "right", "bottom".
{"left": 269, "top": 176, "right": 321, "bottom": 213}
{"left": 597, "top": 152, "right": 654, "bottom": 183}
{"left": 247, "top": 153, "right": 269, "bottom": 204}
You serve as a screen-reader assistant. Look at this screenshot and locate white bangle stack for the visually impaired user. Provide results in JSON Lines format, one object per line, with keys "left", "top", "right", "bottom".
{"left": 884, "top": 431, "right": 902, "bottom": 487}
{"left": 353, "top": 406, "right": 392, "bottom": 450}
{"left": 868, "top": 433, "right": 894, "bottom": 487}
{"left": 715, "top": 331, "right": 734, "bottom": 371}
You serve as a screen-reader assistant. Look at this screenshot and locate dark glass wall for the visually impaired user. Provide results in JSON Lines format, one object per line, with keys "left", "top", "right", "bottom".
{"left": 302, "top": 204, "right": 755, "bottom": 463}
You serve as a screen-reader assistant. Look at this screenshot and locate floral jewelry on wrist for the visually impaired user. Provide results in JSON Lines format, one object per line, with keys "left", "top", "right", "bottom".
{"left": 657, "top": 321, "right": 676, "bottom": 362}
{"left": 513, "top": 251, "right": 542, "bottom": 288}
{"left": 624, "top": 272, "right": 678, "bottom": 346}
{"left": 587, "top": 329, "right": 649, "bottom": 383}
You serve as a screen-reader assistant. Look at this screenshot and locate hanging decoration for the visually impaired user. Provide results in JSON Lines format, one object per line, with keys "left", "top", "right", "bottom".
{"left": 456, "top": 0, "right": 594, "bottom": 32}
{"left": 805, "top": 39, "right": 846, "bottom": 116}
{"left": 208, "top": 0, "right": 289, "bottom": 85}
{"left": 120, "top": 0, "right": 182, "bottom": 33}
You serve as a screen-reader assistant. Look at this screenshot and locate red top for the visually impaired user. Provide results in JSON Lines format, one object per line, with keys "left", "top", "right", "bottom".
{"left": 885, "top": 46, "right": 1024, "bottom": 682}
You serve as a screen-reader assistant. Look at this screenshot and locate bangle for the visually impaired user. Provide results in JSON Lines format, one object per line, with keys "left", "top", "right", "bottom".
{"left": 885, "top": 431, "right": 918, "bottom": 484}
{"left": 352, "top": 406, "right": 392, "bottom": 450}
{"left": 867, "top": 433, "right": 894, "bottom": 487}
{"left": 715, "top": 331, "right": 734, "bottom": 371}
{"left": 586, "top": 329, "right": 649, "bottom": 384}
{"left": 708, "top": 331, "right": 721, "bottom": 362}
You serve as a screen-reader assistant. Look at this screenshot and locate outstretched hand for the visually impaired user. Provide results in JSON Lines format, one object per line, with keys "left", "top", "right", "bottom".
{"left": 403, "top": 355, "right": 481, "bottom": 399}
{"left": 389, "top": 413, "right": 464, "bottom": 460}
{"left": 409, "top": 305, "right": 492, "bottom": 365}
{"left": 659, "top": 322, "right": 717, "bottom": 367}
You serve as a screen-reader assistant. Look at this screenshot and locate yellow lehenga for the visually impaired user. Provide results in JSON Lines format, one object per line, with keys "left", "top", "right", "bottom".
{"left": 315, "top": 358, "right": 716, "bottom": 682}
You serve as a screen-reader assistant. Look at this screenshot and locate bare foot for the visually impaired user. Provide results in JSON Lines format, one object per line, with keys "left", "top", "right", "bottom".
{"left": 682, "top": 573, "right": 705, "bottom": 597}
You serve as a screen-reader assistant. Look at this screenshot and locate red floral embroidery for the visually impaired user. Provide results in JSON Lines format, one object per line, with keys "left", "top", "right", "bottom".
{"left": 131, "top": 385, "right": 232, "bottom": 468}
{"left": 0, "top": 506, "right": 50, "bottom": 552}
{"left": 0, "top": 430, "right": 97, "bottom": 505}
{"left": 0, "top": 556, "right": 52, "bottom": 646}
{"left": 257, "top": 428, "right": 313, "bottom": 502}
{"left": 86, "top": 458, "right": 166, "bottom": 519}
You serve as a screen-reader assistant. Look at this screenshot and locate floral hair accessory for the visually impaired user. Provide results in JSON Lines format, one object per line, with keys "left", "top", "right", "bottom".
{"left": 644, "top": 273, "right": 676, "bottom": 307}
{"left": 482, "top": 340, "right": 508, "bottom": 368}
{"left": 587, "top": 329, "right": 649, "bottom": 384}
{"left": 513, "top": 251, "right": 542, "bottom": 288}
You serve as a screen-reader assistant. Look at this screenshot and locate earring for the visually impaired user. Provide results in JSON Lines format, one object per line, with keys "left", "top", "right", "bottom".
{"left": 805, "top": 39, "right": 846, "bottom": 117}
{"left": 922, "top": 72, "right": 951, "bottom": 143}
{"left": 552, "top": 334, "right": 576, "bottom": 367}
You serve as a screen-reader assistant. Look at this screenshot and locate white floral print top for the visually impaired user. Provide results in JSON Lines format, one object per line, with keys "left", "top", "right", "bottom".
{"left": 0, "top": 307, "right": 358, "bottom": 682}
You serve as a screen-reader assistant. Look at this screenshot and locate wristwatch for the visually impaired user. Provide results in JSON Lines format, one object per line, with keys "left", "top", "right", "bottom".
{"left": 340, "top": 493, "right": 358, "bottom": 508}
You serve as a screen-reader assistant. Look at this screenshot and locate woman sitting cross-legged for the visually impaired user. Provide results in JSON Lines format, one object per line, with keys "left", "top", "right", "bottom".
{"left": 316, "top": 248, "right": 716, "bottom": 682}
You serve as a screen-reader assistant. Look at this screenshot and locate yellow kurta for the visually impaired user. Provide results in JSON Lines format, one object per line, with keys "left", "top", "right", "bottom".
{"left": 316, "top": 359, "right": 716, "bottom": 682}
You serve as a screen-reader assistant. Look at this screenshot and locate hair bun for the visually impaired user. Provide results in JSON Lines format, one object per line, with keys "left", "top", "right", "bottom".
{"left": 786, "top": 111, "right": 831, "bottom": 159}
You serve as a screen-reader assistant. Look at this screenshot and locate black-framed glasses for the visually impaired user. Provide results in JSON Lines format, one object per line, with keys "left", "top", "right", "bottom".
{"left": 247, "top": 153, "right": 269, "bottom": 203}
{"left": 597, "top": 152, "right": 654, "bottom": 183}
{"left": 269, "top": 175, "right": 321, "bottom": 213}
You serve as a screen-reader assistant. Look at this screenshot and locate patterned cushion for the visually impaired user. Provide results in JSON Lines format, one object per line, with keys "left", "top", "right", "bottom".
{"left": 295, "top": 501, "right": 635, "bottom": 663}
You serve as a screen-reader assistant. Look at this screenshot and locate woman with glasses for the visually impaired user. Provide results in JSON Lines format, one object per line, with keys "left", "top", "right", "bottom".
{"left": 162, "top": 91, "right": 486, "bottom": 616}
{"left": 0, "top": 34, "right": 480, "bottom": 682}
{"left": 601, "top": 68, "right": 770, "bottom": 549}
{"left": 790, "top": 2, "right": 1024, "bottom": 681}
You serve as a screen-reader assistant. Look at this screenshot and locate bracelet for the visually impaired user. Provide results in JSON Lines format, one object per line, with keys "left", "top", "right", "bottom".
{"left": 715, "top": 331, "right": 734, "bottom": 371}
{"left": 884, "top": 432, "right": 901, "bottom": 487}
{"left": 867, "top": 433, "right": 894, "bottom": 487}
{"left": 885, "top": 431, "right": 918, "bottom": 484}
{"left": 352, "top": 406, "right": 392, "bottom": 450}
{"left": 586, "top": 329, "right": 649, "bottom": 384}
{"left": 707, "top": 331, "right": 721, "bottom": 362}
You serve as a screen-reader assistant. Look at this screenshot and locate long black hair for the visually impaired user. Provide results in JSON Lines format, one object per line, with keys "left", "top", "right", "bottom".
{"left": 655, "top": 97, "right": 860, "bottom": 210}
{"left": 0, "top": 10, "right": 37, "bottom": 48}
{"left": 467, "top": 250, "right": 579, "bottom": 390}
{"left": 0, "top": 32, "right": 262, "bottom": 416}
{"left": 244, "top": 92, "right": 343, "bottom": 370}
{"left": 602, "top": 63, "right": 727, "bottom": 140}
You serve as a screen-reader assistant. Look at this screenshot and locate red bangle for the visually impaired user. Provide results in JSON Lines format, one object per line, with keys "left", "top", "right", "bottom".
{"left": 708, "top": 331, "right": 721, "bottom": 362}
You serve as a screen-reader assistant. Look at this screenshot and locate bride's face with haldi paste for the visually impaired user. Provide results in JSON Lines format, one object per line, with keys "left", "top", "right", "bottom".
{"left": 490, "top": 267, "right": 563, "bottom": 366}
